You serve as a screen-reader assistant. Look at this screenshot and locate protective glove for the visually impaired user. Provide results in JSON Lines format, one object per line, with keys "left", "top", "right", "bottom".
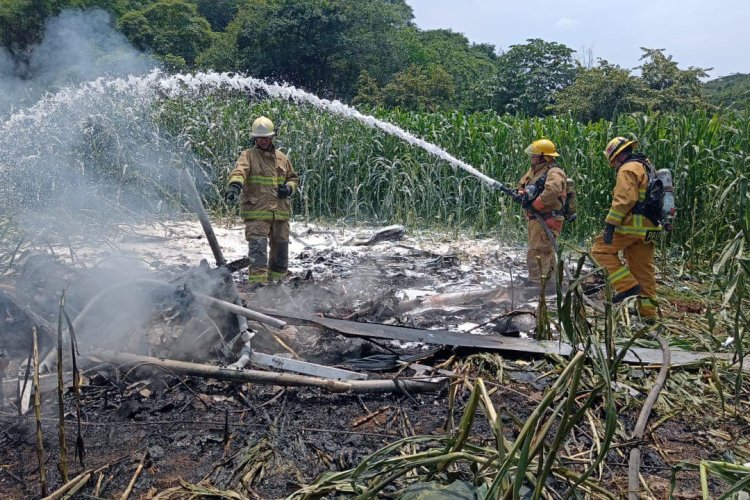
{"left": 277, "top": 183, "right": 293, "bottom": 198}
{"left": 224, "top": 183, "right": 242, "bottom": 205}
{"left": 603, "top": 223, "right": 616, "bottom": 245}
{"left": 521, "top": 193, "right": 534, "bottom": 210}
{"left": 511, "top": 189, "right": 524, "bottom": 205}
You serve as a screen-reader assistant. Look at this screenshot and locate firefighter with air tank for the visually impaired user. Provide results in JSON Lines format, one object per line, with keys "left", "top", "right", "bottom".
{"left": 590, "top": 136, "right": 674, "bottom": 320}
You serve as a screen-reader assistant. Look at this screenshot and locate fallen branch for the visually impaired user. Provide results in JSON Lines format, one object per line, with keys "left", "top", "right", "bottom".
{"left": 628, "top": 333, "right": 671, "bottom": 499}
{"left": 41, "top": 470, "right": 93, "bottom": 500}
{"left": 88, "top": 350, "right": 445, "bottom": 394}
{"left": 194, "top": 292, "right": 285, "bottom": 329}
{"left": 121, "top": 451, "right": 149, "bottom": 500}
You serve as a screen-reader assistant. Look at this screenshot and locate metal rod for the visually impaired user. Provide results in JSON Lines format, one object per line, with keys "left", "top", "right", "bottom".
{"left": 179, "top": 170, "right": 226, "bottom": 267}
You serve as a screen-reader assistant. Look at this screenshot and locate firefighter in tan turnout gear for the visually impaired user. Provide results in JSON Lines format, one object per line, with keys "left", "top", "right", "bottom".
{"left": 516, "top": 139, "right": 568, "bottom": 292}
{"left": 225, "top": 116, "right": 299, "bottom": 285}
{"left": 591, "top": 137, "right": 661, "bottom": 319}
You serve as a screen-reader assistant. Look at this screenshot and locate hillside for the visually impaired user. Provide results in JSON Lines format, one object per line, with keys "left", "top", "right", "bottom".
{"left": 704, "top": 72, "right": 750, "bottom": 108}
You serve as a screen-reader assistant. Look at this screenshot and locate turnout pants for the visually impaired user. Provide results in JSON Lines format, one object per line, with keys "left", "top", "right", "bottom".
{"left": 526, "top": 218, "right": 561, "bottom": 284}
{"left": 244, "top": 219, "right": 290, "bottom": 284}
{"left": 591, "top": 232, "right": 658, "bottom": 318}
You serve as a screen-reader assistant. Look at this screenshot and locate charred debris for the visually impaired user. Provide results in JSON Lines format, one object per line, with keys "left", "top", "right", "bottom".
{"left": 0, "top": 181, "right": 744, "bottom": 499}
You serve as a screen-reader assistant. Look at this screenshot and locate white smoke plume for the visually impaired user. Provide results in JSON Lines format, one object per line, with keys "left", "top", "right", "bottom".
{"left": 0, "top": 9, "right": 156, "bottom": 116}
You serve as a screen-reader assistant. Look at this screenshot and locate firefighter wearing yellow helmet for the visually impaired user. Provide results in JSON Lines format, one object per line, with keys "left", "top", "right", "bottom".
{"left": 591, "top": 136, "right": 661, "bottom": 318}
{"left": 225, "top": 116, "right": 300, "bottom": 285}
{"left": 515, "top": 139, "right": 569, "bottom": 292}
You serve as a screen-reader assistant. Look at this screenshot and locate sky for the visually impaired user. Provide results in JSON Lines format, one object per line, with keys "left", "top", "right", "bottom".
{"left": 406, "top": 0, "right": 747, "bottom": 79}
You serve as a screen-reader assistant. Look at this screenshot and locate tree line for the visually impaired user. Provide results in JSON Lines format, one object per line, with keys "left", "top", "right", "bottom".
{"left": 2, "top": 0, "right": 747, "bottom": 119}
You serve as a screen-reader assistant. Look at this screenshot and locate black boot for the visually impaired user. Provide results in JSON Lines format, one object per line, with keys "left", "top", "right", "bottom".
{"left": 613, "top": 284, "right": 641, "bottom": 303}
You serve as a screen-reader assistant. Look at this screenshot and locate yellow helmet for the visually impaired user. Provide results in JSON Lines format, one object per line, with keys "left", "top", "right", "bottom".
{"left": 524, "top": 139, "right": 559, "bottom": 157}
{"left": 251, "top": 116, "right": 275, "bottom": 138}
{"left": 604, "top": 136, "right": 637, "bottom": 164}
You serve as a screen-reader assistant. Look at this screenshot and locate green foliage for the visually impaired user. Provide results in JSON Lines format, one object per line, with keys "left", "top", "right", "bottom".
{"left": 190, "top": 0, "right": 241, "bottom": 31}
{"left": 1, "top": 1, "right": 723, "bottom": 118}
{"left": 0, "top": 0, "right": 56, "bottom": 48}
{"left": 380, "top": 64, "right": 455, "bottom": 111}
{"left": 410, "top": 29, "right": 497, "bottom": 111}
{"left": 704, "top": 73, "right": 750, "bottom": 109}
{"left": 200, "top": 0, "right": 415, "bottom": 100}
{"left": 116, "top": 0, "right": 213, "bottom": 65}
{"left": 552, "top": 60, "right": 649, "bottom": 122}
{"left": 351, "top": 70, "right": 381, "bottom": 109}
{"left": 495, "top": 38, "right": 576, "bottom": 116}
{"left": 554, "top": 49, "right": 709, "bottom": 123}
{"left": 638, "top": 48, "right": 709, "bottom": 112}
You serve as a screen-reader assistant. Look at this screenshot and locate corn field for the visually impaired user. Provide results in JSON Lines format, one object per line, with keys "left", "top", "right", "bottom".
{"left": 155, "top": 98, "right": 750, "bottom": 264}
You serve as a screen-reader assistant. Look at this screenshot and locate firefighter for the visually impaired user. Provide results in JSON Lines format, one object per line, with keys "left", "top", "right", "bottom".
{"left": 516, "top": 139, "right": 568, "bottom": 292}
{"left": 591, "top": 137, "right": 661, "bottom": 318}
{"left": 224, "top": 116, "right": 299, "bottom": 285}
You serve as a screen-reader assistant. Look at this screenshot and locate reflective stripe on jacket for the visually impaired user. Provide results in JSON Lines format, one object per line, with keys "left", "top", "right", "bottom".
{"left": 604, "top": 159, "right": 660, "bottom": 237}
{"left": 228, "top": 145, "right": 299, "bottom": 221}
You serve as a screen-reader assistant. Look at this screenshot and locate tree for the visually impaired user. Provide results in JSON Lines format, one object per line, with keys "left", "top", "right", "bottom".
{"left": 117, "top": 0, "right": 213, "bottom": 66}
{"left": 352, "top": 70, "right": 382, "bottom": 109}
{"left": 703, "top": 73, "right": 750, "bottom": 109}
{"left": 380, "top": 63, "right": 455, "bottom": 111}
{"left": 412, "top": 29, "right": 497, "bottom": 111}
{"left": 191, "top": 0, "right": 241, "bottom": 31}
{"left": 200, "top": 0, "right": 417, "bottom": 100}
{"left": 552, "top": 60, "right": 649, "bottom": 122}
{"left": 495, "top": 38, "right": 576, "bottom": 116}
{"left": 0, "top": 0, "right": 56, "bottom": 49}
{"left": 638, "top": 48, "right": 708, "bottom": 112}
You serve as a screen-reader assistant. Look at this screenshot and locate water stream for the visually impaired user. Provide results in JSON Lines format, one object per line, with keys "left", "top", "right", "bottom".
{"left": 1, "top": 70, "right": 502, "bottom": 199}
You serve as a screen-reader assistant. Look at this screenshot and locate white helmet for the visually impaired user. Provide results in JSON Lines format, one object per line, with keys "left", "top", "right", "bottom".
{"left": 251, "top": 116, "right": 275, "bottom": 138}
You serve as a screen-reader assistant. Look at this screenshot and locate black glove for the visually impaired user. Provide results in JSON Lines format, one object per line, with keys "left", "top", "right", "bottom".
{"left": 510, "top": 190, "right": 524, "bottom": 205}
{"left": 224, "top": 183, "right": 242, "bottom": 205}
{"left": 521, "top": 194, "right": 533, "bottom": 210}
{"left": 277, "top": 183, "right": 292, "bottom": 198}
{"left": 603, "top": 223, "right": 616, "bottom": 245}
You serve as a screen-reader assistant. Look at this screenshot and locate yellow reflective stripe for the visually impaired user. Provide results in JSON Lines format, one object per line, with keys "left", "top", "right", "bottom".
{"left": 609, "top": 267, "right": 632, "bottom": 284}
{"left": 606, "top": 209, "right": 625, "bottom": 225}
{"left": 248, "top": 273, "right": 268, "bottom": 284}
{"left": 639, "top": 297, "right": 658, "bottom": 307}
{"left": 247, "top": 175, "right": 281, "bottom": 186}
{"left": 638, "top": 189, "right": 647, "bottom": 201}
{"left": 228, "top": 176, "right": 244, "bottom": 185}
{"left": 286, "top": 181, "right": 298, "bottom": 192}
{"left": 605, "top": 215, "right": 622, "bottom": 225}
{"left": 241, "top": 210, "right": 291, "bottom": 220}
{"left": 268, "top": 270, "right": 286, "bottom": 280}
{"left": 614, "top": 226, "right": 653, "bottom": 236}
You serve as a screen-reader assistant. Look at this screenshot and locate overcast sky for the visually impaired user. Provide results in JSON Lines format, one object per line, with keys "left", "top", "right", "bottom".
{"left": 406, "top": 0, "right": 747, "bottom": 79}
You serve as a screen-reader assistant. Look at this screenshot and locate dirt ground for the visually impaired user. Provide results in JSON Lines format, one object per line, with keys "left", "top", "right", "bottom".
{"left": 0, "top": 220, "right": 747, "bottom": 499}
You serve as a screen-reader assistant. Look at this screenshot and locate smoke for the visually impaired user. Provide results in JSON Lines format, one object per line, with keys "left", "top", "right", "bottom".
{"left": 0, "top": 10, "right": 220, "bottom": 358}
{"left": 0, "top": 9, "right": 208, "bottom": 235}
{"left": 0, "top": 9, "right": 155, "bottom": 115}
